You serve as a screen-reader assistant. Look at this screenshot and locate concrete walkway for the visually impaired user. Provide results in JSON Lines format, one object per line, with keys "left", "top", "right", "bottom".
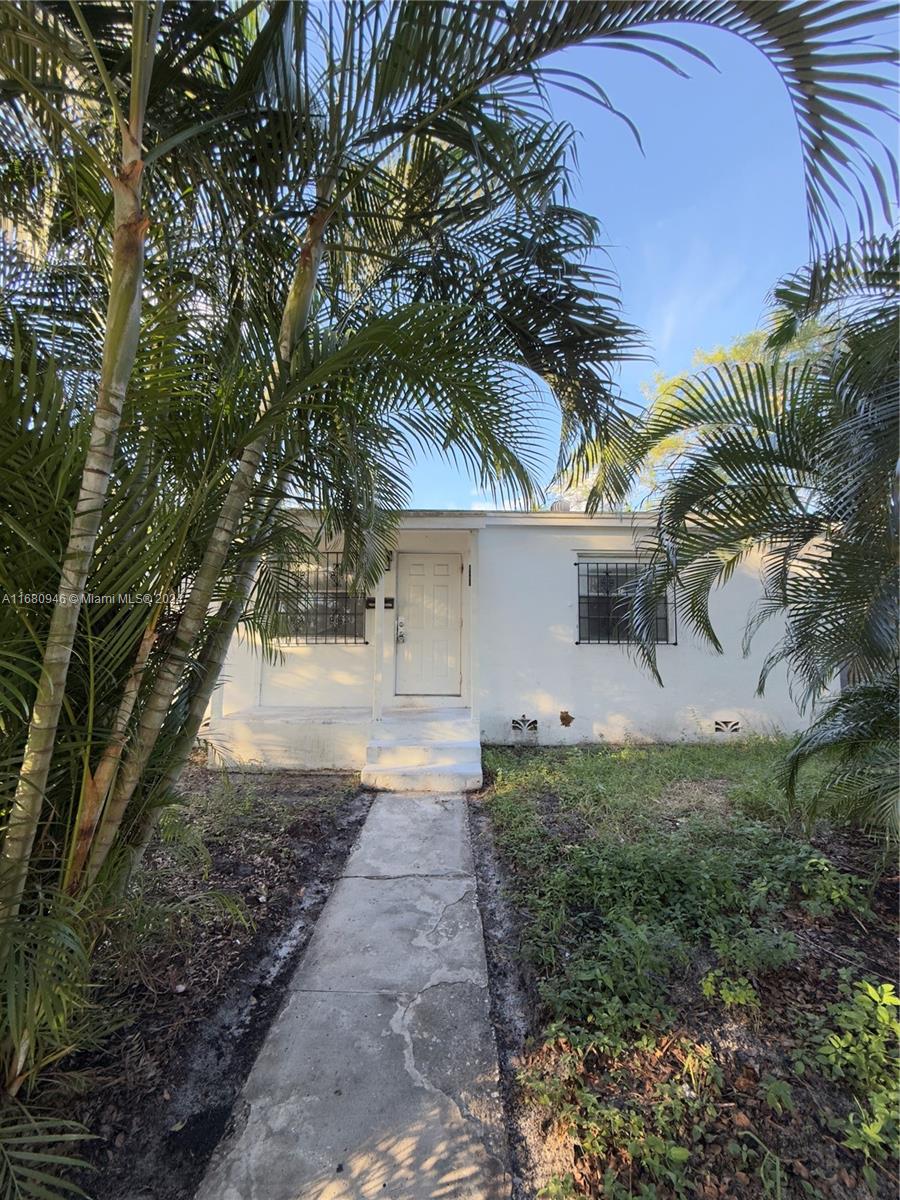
{"left": 196, "top": 793, "right": 510, "bottom": 1200}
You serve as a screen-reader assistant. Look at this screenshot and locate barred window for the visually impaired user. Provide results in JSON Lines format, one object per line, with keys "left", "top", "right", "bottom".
{"left": 576, "top": 560, "right": 672, "bottom": 645}
{"left": 279, "top": 552, "right": 367, "bottom": 644}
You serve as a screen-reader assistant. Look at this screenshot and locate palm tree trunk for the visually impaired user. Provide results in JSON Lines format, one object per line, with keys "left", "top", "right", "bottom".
{"left": 124, "top": 452, "right": 297, "bottom": 870}
{"left": 84, "top": 197, "right": 332, "bottom": 884}
{"left": 174, "top": 579, "right": 256, "bottom": 777}
{"left": 127, "top": 565, "right": 258, "bottom": 865}
{"left": 62, "top": 611, "right": 159, "bottom": 892}
{"left": 0, "top": 135, "right": 147, "bottom": 919}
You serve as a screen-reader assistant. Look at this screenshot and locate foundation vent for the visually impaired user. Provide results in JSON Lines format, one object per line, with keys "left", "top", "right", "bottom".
{"left": 714, "top": 718, "right": 742, "bottom": 734}
{"left": 512, "top": 714, "right": 538, "bottom": 745}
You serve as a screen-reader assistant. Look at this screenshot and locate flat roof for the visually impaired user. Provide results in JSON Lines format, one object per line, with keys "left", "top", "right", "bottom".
{"left": 399, "top": 508, "right": 656, "bottom": 525}
{"left": 284, "top": 506, "right": 657, "bottom": 529}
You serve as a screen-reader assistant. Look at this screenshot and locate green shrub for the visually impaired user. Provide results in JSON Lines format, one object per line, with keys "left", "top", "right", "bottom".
{"left": 795, "top": 975, "right": 900, "bottom": 1163}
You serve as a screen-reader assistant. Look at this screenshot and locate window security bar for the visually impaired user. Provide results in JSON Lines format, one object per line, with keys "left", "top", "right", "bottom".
{"left": 576, "top": 560, "right": 673, "bottom": 645}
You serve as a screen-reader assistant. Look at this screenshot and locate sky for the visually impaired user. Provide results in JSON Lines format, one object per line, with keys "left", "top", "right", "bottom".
{"left": 406, "top": 22, "right": 895, "bottom": 509}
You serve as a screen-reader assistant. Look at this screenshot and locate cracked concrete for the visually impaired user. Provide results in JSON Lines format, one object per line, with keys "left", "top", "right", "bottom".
{"left": 195, "top": 792, "right": 510, "bottom": 1200}
{"left": 344, "top": 793, "right": 474, "bottom": 878}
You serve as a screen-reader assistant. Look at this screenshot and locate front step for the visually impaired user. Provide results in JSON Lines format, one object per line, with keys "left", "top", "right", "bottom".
{"left": 362, "top": 708, "right": 482, "bottom": 792}
{"left": 360, "top": 762, "right": 483, "bottom": 793}
{"left": 378, "top": 712, "right": 478, "bottom": 742}
{"left": 366, "top": 738, "right": 481, "bottom": 768}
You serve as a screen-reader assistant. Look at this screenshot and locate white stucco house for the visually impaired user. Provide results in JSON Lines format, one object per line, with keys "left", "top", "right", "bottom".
{"left": 205, "top": 508, "right": 801, "bottom": 790}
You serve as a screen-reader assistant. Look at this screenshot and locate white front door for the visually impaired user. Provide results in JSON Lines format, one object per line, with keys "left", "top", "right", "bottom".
{"left": 395, "top": 552, "right": 462, "bottom": 696}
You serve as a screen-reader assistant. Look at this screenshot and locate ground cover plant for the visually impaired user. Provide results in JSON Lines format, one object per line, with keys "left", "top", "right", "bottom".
{"left": 479, "top": 741, "right": 898, "bottom": 1200}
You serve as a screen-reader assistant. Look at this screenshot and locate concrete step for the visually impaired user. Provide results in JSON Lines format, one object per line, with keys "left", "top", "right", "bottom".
{"left": 377, "top": 711, "right": 478, "bottom": 743}
{"left": 360, "top": 762, "right": 483, "bottom": 793}
{"left": 365, "top": 738, "right": 481, "bottom": 768}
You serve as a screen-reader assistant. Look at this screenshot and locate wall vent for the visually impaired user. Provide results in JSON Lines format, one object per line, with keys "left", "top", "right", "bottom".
{"left": 714, "top": 718, "right": 741, "bottom": 734}
{"left": 512, "top": 714, "right": 538, "bottom": 745}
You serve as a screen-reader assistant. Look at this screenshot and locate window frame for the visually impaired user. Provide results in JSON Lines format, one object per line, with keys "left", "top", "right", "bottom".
{"left": 574, "top": 555, "right": 676, "bottom": 646}
{"left": 275, "top": 551, "right": 369, "bottom": 645}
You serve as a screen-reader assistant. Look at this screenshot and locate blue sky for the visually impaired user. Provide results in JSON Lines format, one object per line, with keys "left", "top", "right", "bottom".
{"left": 407, "top": 23, "right": 893, "bottom": 509}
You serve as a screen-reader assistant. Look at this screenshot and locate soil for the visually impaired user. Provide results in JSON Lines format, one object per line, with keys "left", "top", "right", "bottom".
{"left": 468, "top": 794, "right": 569, "bottom": 1198}
{"left": 468, "top": 788, "right": 900, "bottom": 1200}
{"left": 61, "top": 766, "right": 373, "bottom": 1200}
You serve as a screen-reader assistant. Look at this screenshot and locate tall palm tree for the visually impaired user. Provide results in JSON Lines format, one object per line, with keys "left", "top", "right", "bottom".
{"left": 0, "top": 0, "right": 257, "bottom": 916}
{"left": 0, "top": 2, "right": 157, "bottom": 918}
{"left": 1, "top": 0, "right": 896, "bottom": 906}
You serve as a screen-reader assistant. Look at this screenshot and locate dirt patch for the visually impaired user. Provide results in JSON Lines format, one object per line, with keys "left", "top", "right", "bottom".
{"left": 656, "top": 777, "right": 731, "bottom": 821}
{"left": 61, "top": 766, "right": 373, "bottom": 1200}
{"left": 532, "top": 790, "right": 589, "bottom": 845}
{"left": 468, "top": 794, "right": 576, "bottom": 1198}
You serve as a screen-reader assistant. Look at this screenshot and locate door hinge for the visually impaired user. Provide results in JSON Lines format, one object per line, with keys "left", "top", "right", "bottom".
{"left": 467, "top": 563, "right": 472, "bottom": 585}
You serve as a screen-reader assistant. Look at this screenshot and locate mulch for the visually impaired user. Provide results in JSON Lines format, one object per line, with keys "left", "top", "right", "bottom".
{"left": 53, "top": 767, "right": 372, "bottom": 1200}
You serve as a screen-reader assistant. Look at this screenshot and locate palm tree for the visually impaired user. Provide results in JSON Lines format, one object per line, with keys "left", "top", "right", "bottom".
{"left": 78, "top": 0, "right": 900, "bottom": 883}
{"left": 596, "top": 235, "right": 898, "bottom": 834}
{"left": 1, "top": 1, "right": 896, "bottom": 904}
{"left": 0, "top": 0, "right": 260, "bottom": 917}
{"left": 0, "top": 2, "right": 156, "bottom": 919}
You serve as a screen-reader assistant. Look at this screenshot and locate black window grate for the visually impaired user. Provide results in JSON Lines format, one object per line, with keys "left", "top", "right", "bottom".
{"left": 576, "top": 560, "right": 672, "bottom": 645}
{"left": 279, "top": 552, "right": 367, "bottom": 644}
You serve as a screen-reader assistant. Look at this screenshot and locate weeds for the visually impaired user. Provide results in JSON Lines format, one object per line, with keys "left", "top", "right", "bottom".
{"left": 793, "top": 975, "right": 899, "bottom": 1166}
{"left": 483, "top": 741, "right": 898, "bottom": 1197}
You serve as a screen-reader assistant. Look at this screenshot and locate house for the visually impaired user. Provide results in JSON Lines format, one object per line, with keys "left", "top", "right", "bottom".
{"left": 205, "top": 509, "right": 801, "bottom": 789}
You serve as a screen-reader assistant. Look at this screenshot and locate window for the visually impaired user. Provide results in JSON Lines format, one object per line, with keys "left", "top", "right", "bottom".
{"left": 576, "top": 559, "right": 672, "bottom": 645}
{"left": 279, "top": 552, "right": 367, "bottom": 644}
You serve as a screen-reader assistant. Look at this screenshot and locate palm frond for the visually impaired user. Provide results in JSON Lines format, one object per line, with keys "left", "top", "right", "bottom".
{"left": 783, "top": 673, "right": 899, "bottom": 836}
{"left": 612, "top": 234, "right": 897, "bottom": 832}
{"left": 0, "top": 1101, "right": 91, "bottom": 1200}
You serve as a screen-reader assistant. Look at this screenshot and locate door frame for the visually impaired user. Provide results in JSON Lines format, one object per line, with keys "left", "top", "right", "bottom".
{"left": 393, "top": 550, "right": 463, "bottom": 697}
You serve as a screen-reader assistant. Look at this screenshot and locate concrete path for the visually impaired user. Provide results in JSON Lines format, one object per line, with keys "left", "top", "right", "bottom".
{"left": 196, "top": 793, "right": 510, "bottom": 1200}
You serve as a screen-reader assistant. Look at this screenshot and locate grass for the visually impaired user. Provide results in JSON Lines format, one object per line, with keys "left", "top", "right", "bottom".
{"left": 481, "top": 738, "right": 899, "bottom": 1200}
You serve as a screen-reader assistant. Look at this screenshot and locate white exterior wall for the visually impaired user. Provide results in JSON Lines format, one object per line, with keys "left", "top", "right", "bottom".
{"left": 207, "top": 510, "right": 802, "bottom": 767}
{"left": 475, "top": 515, "right": 800, "bottom": 744}
{"left": 213, "top": 612, "right": 376, "bottom": 714}
{"left": 215, "top": 531, "right": 476, "bottom": 717}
